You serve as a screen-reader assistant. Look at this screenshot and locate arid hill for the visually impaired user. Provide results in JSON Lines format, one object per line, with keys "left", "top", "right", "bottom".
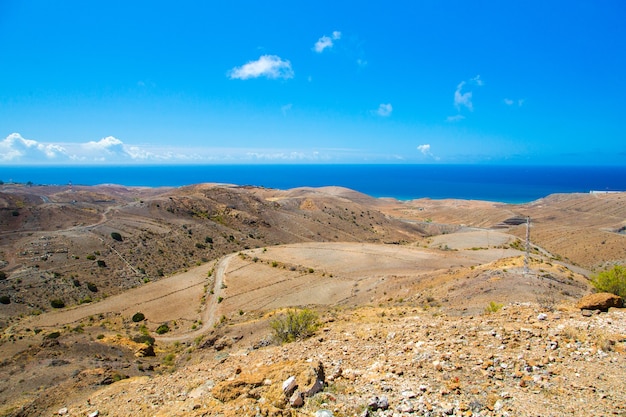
{"left": 0, "top": 183, "right": 624, "bottom": 416}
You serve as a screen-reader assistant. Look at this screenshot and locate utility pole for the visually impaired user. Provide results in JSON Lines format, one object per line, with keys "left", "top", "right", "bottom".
{"left": 524, "top": 217, "right": 530, "bottom": 275}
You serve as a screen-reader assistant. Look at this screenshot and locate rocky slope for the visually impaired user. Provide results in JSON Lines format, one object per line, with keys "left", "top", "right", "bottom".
{"left": 10, "top": 303, "right": 625, "bottom": 417}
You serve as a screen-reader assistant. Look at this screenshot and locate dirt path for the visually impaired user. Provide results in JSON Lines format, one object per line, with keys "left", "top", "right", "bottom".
{"left": 157, "top": 254, "right": 233, "bottom": 343}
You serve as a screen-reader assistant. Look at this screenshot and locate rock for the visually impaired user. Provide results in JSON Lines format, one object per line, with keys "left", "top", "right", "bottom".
{"left": 57, "top": 407, "right": 68, "bottom": 415}
{"left": 581, "top": 309, "right": 594, "bottom": 317}
{"left": 88, "top": 412, "right": 99, "bottom": 417}
{"left": 214, "top": 337, "right": 232, "bottom": 351}
{"left": 305, "top": 361, "right": 325, "bottom": 397}
{"left": 537, "top": 313, "right": 548, "bottom": 321}
{"left": 397, "top": 401, "right": 414, "bottom": 413}
{"left": 282, "top": 376, "right": 297, "bottom": 397}
{"left": 315, "top": 410, "right": 334, "bottom": 417}
{"left": 289, "top": 391, "right": 304, "bottom": 407}
{"left": 135, "top": 344, "right": 155, "bottom": 357}
{"left": 576, "top": 293, "right": 623, "bottom": 311}
{"left": 378, "top": 396, "right": 389, "bottom": 410}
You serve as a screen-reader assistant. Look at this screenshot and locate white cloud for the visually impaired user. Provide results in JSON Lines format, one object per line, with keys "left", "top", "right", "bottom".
{"left": 0, "top": 133, "right": 69, "bottom": 162}
{"left": 313, "top": 30, "right": 342, "bottom": 53}
{"left": 417, "top": 143, "right": 440, "bottom": 160}
{"left": 356, "top": 58, "right": 368, "bottom": 67}
{"left": 504, "top": 98, "right": 525, "bottom": 107}
{"left": 446, "top": 114, "right": 465, "bottom": 122}
{"left": 314, "top": 36, "right": 333, "bottom": 53}
{"left": 454, "top": 81, "right": 473, "bottom": 111}
{"left": 471, "top": 74, "right": 484, "bottom": 86}
{"left": 376, "top": 103, "right": 393, "bottom": 117}
{"left": 0, "top": 133, "right": 163, "bottom": 164}
{"left": 228, "top": 55, "right": 294, "bottom": 80}
{"left": 281, "top": 103, "right": 292, "bottom": 116}
{"left": 454, "top": 75, "right": 484, "bottom": 112}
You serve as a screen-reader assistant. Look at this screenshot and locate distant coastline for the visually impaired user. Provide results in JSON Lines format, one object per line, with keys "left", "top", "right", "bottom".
{"left": 1, "top": 164, "right": 625, "bottom": 204}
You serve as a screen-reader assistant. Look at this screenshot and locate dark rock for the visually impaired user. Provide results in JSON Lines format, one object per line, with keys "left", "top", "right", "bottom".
{"left": 135, "top": 344, "right": 155, "bottom": 357}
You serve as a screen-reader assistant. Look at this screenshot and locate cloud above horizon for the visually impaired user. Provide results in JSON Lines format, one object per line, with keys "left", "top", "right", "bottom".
{"left": 454, "top": 81, "right": 473, "bottom": 112}
{"left": 0, "top": 133, "right": 160, "bottom": 164}
{"left": 0, "top": 133, "right": 387, "bottom": 164}
{"left": 417, "top": 143, "right": 439, "bottom": 160}
{"left": 228, "top": 55, "right": 294, "bottom": 80}
{"left": 313, "top": 31, "right": 342, "bottom": 53}
{"left": 375, "top": 103, "right": 393, "bottom": 117}
{"left": 448, "top": 75, "right": 483, "bottom": 121}
{"left": 0, "top": 133, "right": 69, "bottom": 162}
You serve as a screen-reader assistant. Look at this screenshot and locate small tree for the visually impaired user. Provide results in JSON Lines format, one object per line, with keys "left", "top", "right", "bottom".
{"left": 591, "top": 265, "right": 626, "bottom": 298}
{"left": 111, "top": 232, "right": 123, "bottom": 242}
{"left": 132, "top": 312, "right": 146, "bottom": 322}
{"left": 0, "top": 271, "right": 6, "bottom": 280}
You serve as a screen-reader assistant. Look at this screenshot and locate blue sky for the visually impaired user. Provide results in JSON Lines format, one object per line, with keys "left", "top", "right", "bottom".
{"left": 1, "top": 1, "right": 625, "bottom": 165}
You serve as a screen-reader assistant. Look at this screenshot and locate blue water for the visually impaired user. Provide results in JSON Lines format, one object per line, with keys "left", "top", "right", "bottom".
{"left": 1, "top": 165, "right": 625, "bottom": 204}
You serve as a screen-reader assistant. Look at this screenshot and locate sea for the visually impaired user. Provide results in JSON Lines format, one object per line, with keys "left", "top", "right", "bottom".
{"left": 1, "top": 164, "right": 625, "bottom": 204}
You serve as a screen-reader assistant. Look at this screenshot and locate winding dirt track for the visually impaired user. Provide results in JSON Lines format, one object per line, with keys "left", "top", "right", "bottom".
{"left": 16, "top": 234, "right": 526, "bottom": 342}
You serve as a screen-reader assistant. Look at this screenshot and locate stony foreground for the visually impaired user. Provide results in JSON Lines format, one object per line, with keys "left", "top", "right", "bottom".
{"left": 24, "top": 303, "right": 626, "bottom": 417}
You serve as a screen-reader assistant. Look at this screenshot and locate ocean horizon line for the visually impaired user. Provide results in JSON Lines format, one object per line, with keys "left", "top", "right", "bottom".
{"left": 1, "top": 164, "right": 625, "bottom": 204}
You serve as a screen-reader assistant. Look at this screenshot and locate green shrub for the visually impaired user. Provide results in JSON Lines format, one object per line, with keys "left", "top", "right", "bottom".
{"left": 0, "top": 271, "right": 6, "bottom": 280}
{"left": 86, "top": 254, "right": 96, "bottom": 261}
{"left": 591, "top": 265, "right": 626, "bottom": 298}
{"left": 163, "top": 353, "right": 175, "bottom": 366}
{"left": 45, "top": 331, "right": 61, "bottom": 339}
{"left": 132, "top": 334, "right": 155, "bottom": 345}
{"left": 0, "top": 295, "right": 10, "bottom": 304}
{"left": 132, "top": 312, "right": 146, "bottom": 322}
{"left": 484, "top": 301, "right": 503, "bottom": 314}
{"left": 270, "top": 308, "right": 319, "bottom": 343}
{"left": 96, "top": 260, "right": 107, "bottom": 268}
{"left": 111, "top": 232, "right": 123, "bottom": 242}
{"left": 156, "top": 324, "right": 170, "bottom": 334}
{"left": 50, "top": 299, "right": 65, "bottom": 309}
{"left": 87, "top": 282, "right": 98, "bottom": 292}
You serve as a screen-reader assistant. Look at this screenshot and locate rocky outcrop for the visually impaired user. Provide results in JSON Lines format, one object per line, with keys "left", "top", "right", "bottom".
{"left": 576, "top": 292, "right": 623, "bottom": 311}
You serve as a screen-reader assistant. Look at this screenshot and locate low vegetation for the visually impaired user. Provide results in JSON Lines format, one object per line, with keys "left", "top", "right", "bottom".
{"left": 156, "top": 323, "right": 170, "bottom": 334}
{"left": 50, "top": 299, "right": 65, "bottom": 309}
{"left": 132, "top": 312, "right": 145, "bottom": 322}
{"left": 591, "top": 265, "right": 626, "bottom": 297}
{"left": 270, "top": 308, "right": 319, "bottom": 343}
{"left": 484, "top": 301, "right": 503, "bottom": 314}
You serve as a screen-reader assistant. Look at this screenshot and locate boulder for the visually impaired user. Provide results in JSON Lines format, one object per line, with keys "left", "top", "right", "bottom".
{"left": 282, "top": 376, "right": 297, "bottom": 397}
{"left": 576, "top": 293, "right": 623, "bottom": 311}
{"left": 289, "top": 391, "right": 304, "bottom": 408}
{"left": 135, "top": 344, "right": 155, "bottom": 357}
